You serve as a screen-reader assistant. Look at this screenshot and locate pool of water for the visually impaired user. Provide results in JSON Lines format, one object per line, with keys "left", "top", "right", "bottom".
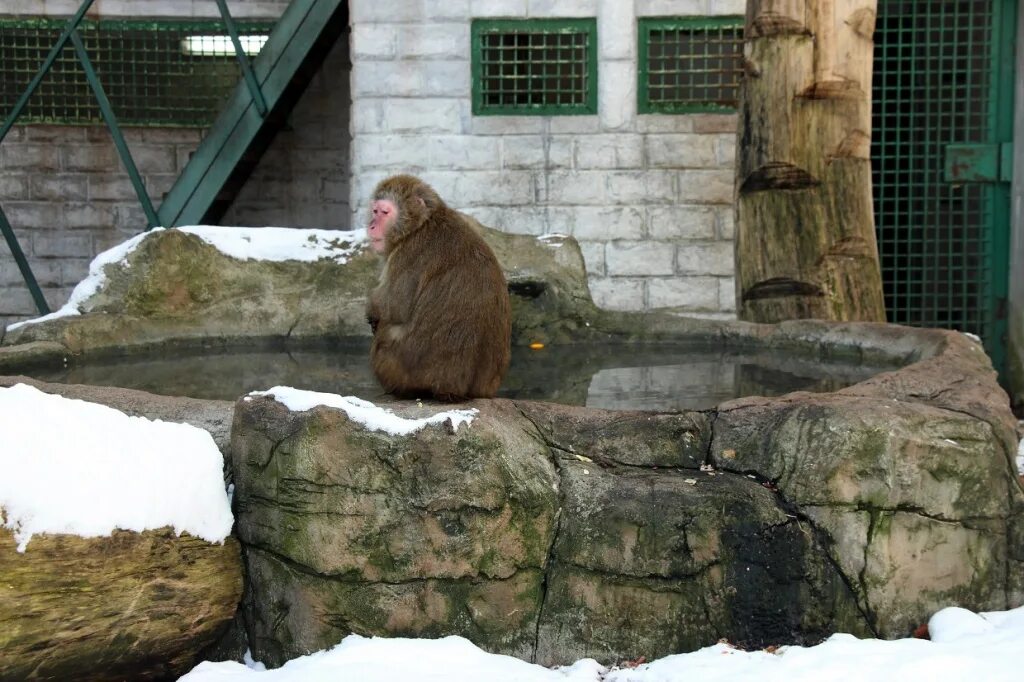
{"left": 28, "top": 342, "right": 890, "bottom": 411}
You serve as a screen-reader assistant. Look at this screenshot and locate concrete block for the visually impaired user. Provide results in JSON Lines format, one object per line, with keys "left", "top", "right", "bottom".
{"left": 589, "top": 276, "right": 645, "bottom": 311}
{"left": 646, "top": 134, "right": 718, "bottom": 169}
{"left": 715, "top": 133, "right": 737, "bottom": 168}
{"left": 352, "top": 61, "right": 425, "bottom": 97}
{"left": 131, "top": 145, "right": 177, "bottom": 173}
{"left": 384, "top": 98, "right": 466, "bottom": 133}
{"left": 548, "top": 117, "right": 601, "bottom": 134}
{"left": 0, "top": 259, "right": 60, "bottom": 287}
{"left": 428, "top": 136, "right": 502, "bottom": 170}
{"left": 140, "top": 128, "right": 202, "bottom": 144}
{"left": 398, "top": 24, "right": 470, "bottom": 59}
{"left": 710, "top": 0, "right": 746, "bottom": 16}
{"left": 577, "top": 240, "right": 606, "bottom": 277}
{"left": 5, "top": 202, "right": 61, "bottom": 229}
{"left": 528, "top": 0, "right": 598, "bottom": 15}
{"left": 471, "top": 117, "right": 546, "bottom": 135}
{"left": 0, "top": 288, "right": 43, "bottom": 317}
{"left": 422, "top": 60, "right": 471, "bottom": 96}
{"left": 598, "top": 0, "right": 635, "bottom": 59}
{"left": 575, "top": 134, "right": 643, "bottom": 169}
{"left": 30, "top": 174, "right": 87, "bottom": 201}
{"left": 635, "top": 0, "right": 704, "bottom": 17}
{"left": 352, "top": 99, "right": 387, "bottom": 134}
{"left": 62, "top": 145, "right": 118, "bottom": 171}
{"left": 471, "top": 0, "right": 529, "bottom": 17}
{"left": 717, "top": 207, "right": 736, "bottom": 240}
{"left": 502, "top": 136, "right": 546, "bottom": 169}
{"left": 541, "top": 171, "right": 607, "bottom": 204}
{"left": 64, "top": 202, "right": 117, "bottom": 230}
{"left": 0, "top": 173, "right": 29, "bottom": 200}
{"left": 322, "top": 176, "right": 351, "bottom": 203}
{"left": 32, "top": 231, "right": 91, "bottom": 259}
{"left": 693, "top": 113, "right": 739, "bottom": 134}
{"left": 677, "top": 169, "right": 734, "bottom": 204}
{"left": 114, "top": 205, "right": 148, "bottom": 232}
{"left": 25, "top": 125, "right": 85, "bottom": 142}
{"left": 648, "top": 205, "right": 717, "bottom": 240}
{"left": 571, "top": 206, "right": 644, "bottom": 240}
{"left": 675, "top": 241, "right": 734, "bottom": 276}
{"left": 351, "top": 24, "right": 398, "bottom": 59}
{"left": 352, "top": 135, "right": 429, "bottom": 170}
{"left": 604, "top": 170, "right": 676, "bottom": 203}
{"left": 599, "top": 61, "right": 636, "bottom": 131}
{"left": 489, "top": 206, "right": 548, "bottom": 235}
{"left": 606, "top": 240, "right": 675, "bottom": 276}
{"left": 89, "top": 176, "right": 137, "bottom": 201}
{"left": 636, "top": 115, "right": 694, "bottom": 134}
{"left": 647, "top": 276, "right": 719, "bottom": 310}
{"left": 446, "top": 171, "right": 535, "bottom": 206}
{"left": 2, "top": 144, "right": 60, "bottom": 171}
{"left": 719, "top": 277, "right": 737, "bottom": 312}
{"left": 351, "top": 1, "right": 430, "bottom": 22}
{"left": 60, "top": 258, "right": 90, "bottom": 286}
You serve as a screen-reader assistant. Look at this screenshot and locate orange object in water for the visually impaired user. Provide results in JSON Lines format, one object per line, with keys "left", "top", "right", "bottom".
{"left": 529, "top": 342, "right": 545, "bottom": 350}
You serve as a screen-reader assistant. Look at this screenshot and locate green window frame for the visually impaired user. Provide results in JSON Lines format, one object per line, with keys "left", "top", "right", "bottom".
{"left": 471, "top": 18, "right": 598, "bottom": 116}
{"left": 0, "top": 17, "right": 274, "bottom": 127}
{"left": 638, "top": 16, "right": 744, "bottom": 114}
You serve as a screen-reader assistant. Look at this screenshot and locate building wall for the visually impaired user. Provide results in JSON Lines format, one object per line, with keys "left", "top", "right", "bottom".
{"left": 347, "top": 0, "right": 743, "bottom": 316}
{"left": 1009, "top": 0, "right": 1024, "bottom": 410}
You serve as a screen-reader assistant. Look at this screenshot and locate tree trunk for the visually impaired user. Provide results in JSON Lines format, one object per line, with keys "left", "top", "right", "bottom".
{"left": 735, "top": 0, "right": 887, "bottom": 322}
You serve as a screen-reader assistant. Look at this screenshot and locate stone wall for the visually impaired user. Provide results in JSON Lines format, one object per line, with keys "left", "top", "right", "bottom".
{"left": 347, "top": 0, "right": 743, "bottom": 315}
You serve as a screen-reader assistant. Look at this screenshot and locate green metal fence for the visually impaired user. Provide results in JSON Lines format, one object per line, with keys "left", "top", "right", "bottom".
{"left": 0, "top": 17, "right": 273, "bottom": 127}
{"left": 637, "top": 16, "right": 744, "bottom": 114}
{"left": 872, "top": 0, "right": 1016, "bottom": 370}
{"left": 471, "top": 18, "right": 597, "bottom": 116}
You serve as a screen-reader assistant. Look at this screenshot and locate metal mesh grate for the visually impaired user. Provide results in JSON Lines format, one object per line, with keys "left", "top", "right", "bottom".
{"left": 871, "top": 0, "right": 999, "bottom": 339}
{"left": 472, "top": 18, "right": 597, "bottom": 115}
{"left": 0, "top": 18, "right": 273, "bottom": 126}
{"left": 638, "top": 17, "right": 743, "bottom": 114}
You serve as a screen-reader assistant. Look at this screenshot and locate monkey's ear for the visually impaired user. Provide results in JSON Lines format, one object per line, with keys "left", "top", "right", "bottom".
{"left": 415, "top": 196, "right": 426, "bottom": 210}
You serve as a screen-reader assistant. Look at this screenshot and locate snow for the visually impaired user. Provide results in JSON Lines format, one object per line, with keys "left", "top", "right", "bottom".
{"left": 180, "top": 605, "right": 1024, "bottom": 682}
{"left": 1017, "top": 430, "right": 1023, "bottom": 475}
{"left": 179, "top": 635, "right": 603, "bottom": 682}
{"left": 5, "top": 225, "right": 366, "bottom": 332}
{"left": 248, "top": 386, "right": 477, "bottom": 436}
{"left": 0, "top": 383, "right": 233, "bottom": 551}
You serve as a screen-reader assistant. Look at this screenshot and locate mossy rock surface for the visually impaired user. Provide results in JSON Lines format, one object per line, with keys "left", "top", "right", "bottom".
{"left": 0, "top": 527, "right": 242, "bottom": 681}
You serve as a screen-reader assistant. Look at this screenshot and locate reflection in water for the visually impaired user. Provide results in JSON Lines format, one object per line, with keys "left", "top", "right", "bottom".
{"left": 31, "top": 342, "right": 891, "bottom": 411}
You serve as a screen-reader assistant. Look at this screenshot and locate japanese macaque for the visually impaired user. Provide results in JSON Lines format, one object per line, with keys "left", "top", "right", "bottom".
{"left": 365, "top": 174, "right": 511, "bottom": 401}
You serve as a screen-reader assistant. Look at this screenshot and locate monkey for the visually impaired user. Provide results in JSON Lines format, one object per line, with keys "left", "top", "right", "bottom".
{"left": 365, "top": 174, "right": 511, "bottom": 401}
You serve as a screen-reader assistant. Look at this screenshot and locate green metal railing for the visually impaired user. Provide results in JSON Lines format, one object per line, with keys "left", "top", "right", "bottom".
{"left": 0, "top": 0, "right": 270, "bottom": 316}
{"left": 637, "top": 16, "right": 744, "bottom": 114}
{"left": 471, "top": 18, "right": 598, "bottom": 116}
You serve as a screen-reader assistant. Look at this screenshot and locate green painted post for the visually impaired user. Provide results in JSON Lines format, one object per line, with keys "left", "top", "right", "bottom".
{"left": 215, "top": 0, "right": 269, "bottom": 117}
{"left": 70, "top": 30, "right": 162, "bottom": 229}
{"left": 0, "top": 207, "right": 50, "bottom": 315}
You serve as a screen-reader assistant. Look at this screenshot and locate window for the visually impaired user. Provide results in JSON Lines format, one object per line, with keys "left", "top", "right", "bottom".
{"left": 0, "top": 18, "right": 274, "bottom": 127}
{"left": 472, "top": 18, "right": 597, "bottom": 116}
{"left": 638, "top": 16, "right": 744, "bottom": 114}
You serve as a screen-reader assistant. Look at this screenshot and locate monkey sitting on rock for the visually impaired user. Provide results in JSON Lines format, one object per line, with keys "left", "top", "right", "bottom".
{"left": 365, "top": 174, "right": 511, "bottom": 401}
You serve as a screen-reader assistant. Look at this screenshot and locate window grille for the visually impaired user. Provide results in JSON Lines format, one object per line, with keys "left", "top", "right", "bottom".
{"left": 471, "top": 18, "right": 597, "bottom": 116}
{"left": 0, "top": 18, "right": 274, "bottom": 127}
{"left": 638, "top": 16, "right": 744, "bottom": 114}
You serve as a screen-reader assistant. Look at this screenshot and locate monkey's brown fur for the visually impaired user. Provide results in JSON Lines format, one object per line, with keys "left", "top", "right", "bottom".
{"left": 366, "top": 175, "right": 511, "bottom": 400}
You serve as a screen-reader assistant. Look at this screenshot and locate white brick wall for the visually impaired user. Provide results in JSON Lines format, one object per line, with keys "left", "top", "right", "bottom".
{"left": 349, "top": 0, "right": 739, "bottom": 317}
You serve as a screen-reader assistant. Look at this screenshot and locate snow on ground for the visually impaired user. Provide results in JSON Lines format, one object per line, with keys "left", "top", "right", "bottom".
{"left": 248, "top": 386, "right": 477, "bottom": 436}
{"left": 0, "top": 383, "right": 233, "bottom": 551}
{"left": 5, "top": 225, "right": 366, "bottom": 332}
{"left": 1017, "top": 429, "right": 1023, "bottom": 475}
{"left": 180, "top": 605, "right": 1024, "bottom": 682}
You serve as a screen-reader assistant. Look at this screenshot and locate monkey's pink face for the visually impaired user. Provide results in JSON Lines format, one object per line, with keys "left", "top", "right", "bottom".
{"left": 368, "top": 199, "right": 397, "bottom": 253}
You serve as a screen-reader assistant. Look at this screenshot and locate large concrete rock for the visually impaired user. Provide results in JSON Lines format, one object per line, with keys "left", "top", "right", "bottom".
{"left": 228, "top": 321, "right": 1024, "bottom": 668}
{"left": 1, "top": 224, "right": 612, "bottom": 354}
{"left": 0, "top": 528, "right": 242, "bottom": 681}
